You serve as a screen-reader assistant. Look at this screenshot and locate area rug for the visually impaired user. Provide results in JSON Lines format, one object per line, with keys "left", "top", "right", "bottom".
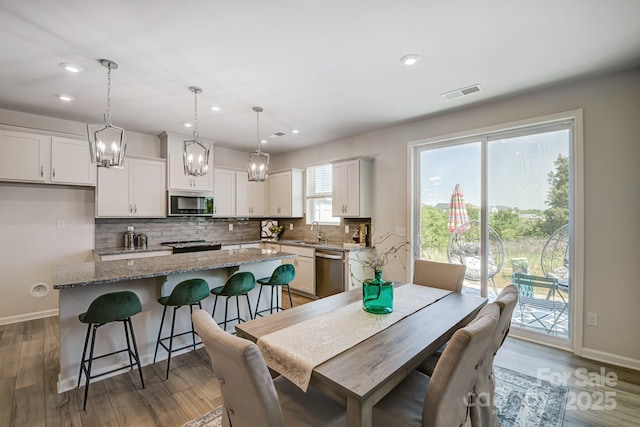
{"left": 181, "top": 405, "right": 222, "bottom": 427}
{"left": 183, "top": 367, "right": 567, "bottom": 426}
{"left": 494, "top": 366, "right": 568, "bottom": 427}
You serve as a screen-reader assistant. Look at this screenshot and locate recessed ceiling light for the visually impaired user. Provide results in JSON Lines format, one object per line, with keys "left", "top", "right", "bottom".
{"left": 260, "top": 139, "right": 268, "bottom": 144}
{"left": 183, "top": 122, "right": 193, "bottom": 128}
{"left": 291, "top": 129, "right": 300, "bottom": 134}
{"left": 400, "top": 54, "right": 420, "bottom": 66}
{"left": 59, "top": 62, "right": 83, "bottom": 73}
{"left": 56, "top": 94, "right": 74, "bottom": 102}
{"left": 211, "top": 105, "right": 221, "bottom": 112}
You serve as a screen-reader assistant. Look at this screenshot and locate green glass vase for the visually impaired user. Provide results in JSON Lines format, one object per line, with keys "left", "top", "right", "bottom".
{"left": 362, "top": 270, "right": 393, "bottom": 314}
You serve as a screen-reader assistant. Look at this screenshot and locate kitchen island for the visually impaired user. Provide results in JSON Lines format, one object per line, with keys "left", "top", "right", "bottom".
{"left": 52, "top": 247, "right": 296, "bottom": 393}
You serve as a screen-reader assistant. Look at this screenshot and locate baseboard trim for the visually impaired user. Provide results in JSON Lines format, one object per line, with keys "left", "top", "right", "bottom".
{"left": 0, "top": 308, "right": 58, "bottom": 325}
{"left": 579, "top": 347, "right": 640, "bottom": 371}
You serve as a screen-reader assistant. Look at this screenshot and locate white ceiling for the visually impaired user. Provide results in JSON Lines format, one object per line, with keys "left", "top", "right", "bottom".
{"left": 1, "top": 0, "right": 639, "bottom": 154}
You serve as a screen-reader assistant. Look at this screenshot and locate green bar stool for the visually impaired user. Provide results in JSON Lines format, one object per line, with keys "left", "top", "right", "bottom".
{"left": 77, "top": 291, "right": 144, "bottom": 411}
{"left": 211, "top": 271, "right": 256, "bottom": 333}
{"left": 153, "top": 278, "right": 210, "bottom": 380}
{"left": 254, "top": 263, "right": 296, "bottom": 318}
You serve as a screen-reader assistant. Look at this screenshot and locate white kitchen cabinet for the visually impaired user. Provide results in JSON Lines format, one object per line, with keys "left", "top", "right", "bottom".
{"left": 236, "top": 171, "right": 265, "bottom": 217}
{"left": 0, "top": 129, "right": 95, "bottom": 186}
{"left": 267, "top": 169, "right": 303, "bottom": 217}
{"left": 160, "top": 131, "right": 214, "bottom": 192}
{"left": 262, "top": 242, "right": 281, "bottom": 252}
{"left": 332, "top": 159, "right": 372, "bottom": 217}
{"left": 96, "top": 156, "right": 166, "bottom": 217}
{"left": 0, "top": 129, "right": 48, "bottom": 183}
{"left": 51, "top": 137, "right": 95, "bottom": 185}
{"left": 345, "top": 249, "right": 374, "bottom": 290}
{"left": 213, "top": 168, "right": 236, "bottom": 217}
{"left": 280, "top": 244, "right": 315, "bottom": 296}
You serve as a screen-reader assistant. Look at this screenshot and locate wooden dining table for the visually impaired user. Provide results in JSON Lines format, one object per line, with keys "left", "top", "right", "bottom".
{"left": 235, "top": 283, "right": 487, "bottom": 427}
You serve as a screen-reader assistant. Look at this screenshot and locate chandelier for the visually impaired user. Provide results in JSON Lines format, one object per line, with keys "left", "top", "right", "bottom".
{"left": 247, "top": 106, "right": 270, "bottom": 182}
{"left": 183, "top": 86, "right": 210, "bottom": 176}
{"left": 87, "top": 59, "right": 127, "bottom": 168}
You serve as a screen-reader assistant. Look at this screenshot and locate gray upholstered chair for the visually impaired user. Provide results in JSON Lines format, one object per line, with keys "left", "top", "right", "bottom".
{"left": 412, "top": 259, "right": 466, "bottom": 293}
{"left": 470, "top": 285, "right": 518, "bottom": 427}
{"left": 419, "top": 285, "right": 518, "bottom": 377}
{"left": 371, "top": 303, "right": 500, "bottom": 427}
{"left": 192, "top": 309, "right": 346, "bottom": 427}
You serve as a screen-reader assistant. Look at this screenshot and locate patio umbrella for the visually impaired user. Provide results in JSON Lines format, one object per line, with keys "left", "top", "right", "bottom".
{"left": 448, "top": 184, "right": 469, "bottom": 232}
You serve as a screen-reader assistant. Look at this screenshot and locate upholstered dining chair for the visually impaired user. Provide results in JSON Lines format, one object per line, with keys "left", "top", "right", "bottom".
{"left": 470, "top": 285, "right": 518, "bottom": 427}
{"left": 412, "top": 259, "right": 466, "bottom": 293}
{"left": 419, "top": 285, "right": 518, "bottom": 378}
{"left": 192, "top": 309, "right": 346, "bottom": 427}
{"left": 371, "top": 303, "right": 500, "bottom": 427}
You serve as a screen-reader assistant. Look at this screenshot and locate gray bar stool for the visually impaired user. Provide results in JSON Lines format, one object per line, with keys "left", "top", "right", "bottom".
{"left": 153, "top": 278, "right": 210, "bottom": 379}
{"left": 77, "top": 291, "right": 144, "bottom": 411}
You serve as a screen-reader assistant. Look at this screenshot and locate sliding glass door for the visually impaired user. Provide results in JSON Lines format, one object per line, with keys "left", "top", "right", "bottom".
{"left": 412, "top": 118, "right": 575, "bottom": 345}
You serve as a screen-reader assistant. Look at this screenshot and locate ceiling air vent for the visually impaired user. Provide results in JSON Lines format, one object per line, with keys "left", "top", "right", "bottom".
{"left": 269, "top": 132, "right": 286, "bottom": 138}
{"left": 441, "top": 84, "right": 482, "bottom": 101}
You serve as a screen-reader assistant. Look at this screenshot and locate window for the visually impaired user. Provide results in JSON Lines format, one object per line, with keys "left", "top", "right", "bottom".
{"left": 306, "top": 164, "right": 339, "bottom": 225}
{"left": 410, "top": 109, "right": 584, "bottom": 349}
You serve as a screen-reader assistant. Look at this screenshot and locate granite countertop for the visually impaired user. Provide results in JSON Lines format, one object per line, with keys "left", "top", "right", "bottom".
{"left": 54, "top": 248, "right": 296, "bottom": 289}
{"left": 94, "top": 245, "right": 173, "bottom": 256}
{"left": 94, "top": 239, "right": 370, "bottom": 256}
{"left": 275, "top": 239, "right": 371, "bottom": 252}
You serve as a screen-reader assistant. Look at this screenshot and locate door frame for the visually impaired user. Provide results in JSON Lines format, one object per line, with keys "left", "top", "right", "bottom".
{"left": 407, "top": 109, "right": 584, "bottom": 353}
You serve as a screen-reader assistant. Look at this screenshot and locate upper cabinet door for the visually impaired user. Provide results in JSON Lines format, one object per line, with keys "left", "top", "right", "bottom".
{"left": 97, "top": 159, "right": 133, "bottom": 217}
{"left": 0, "top": 129, "right": 48, "bottom": 183}
{"left": 50, "top": 137, "right": 95, "bottom": 186}
{"left": 236, "top": 171, "right": 265, "bottom": 216}
{"left": 132, "top": 158, "right": 166, "bottom": 217}
{"left": 332, "top": 162, "right": 348, "bottom": 216}
{"left": 267, "top": 170, "right": 303, "bottom": 217}
{"left": 213, "top": 168, "right": 236, "bottom": 217}
{"left": 332, "top": 159, "right": 371, "bottom": 218}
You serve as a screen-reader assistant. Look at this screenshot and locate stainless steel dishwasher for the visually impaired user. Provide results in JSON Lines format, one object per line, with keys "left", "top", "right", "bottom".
{"left": 315, "top": 249, "right": 344, "bottom": 297}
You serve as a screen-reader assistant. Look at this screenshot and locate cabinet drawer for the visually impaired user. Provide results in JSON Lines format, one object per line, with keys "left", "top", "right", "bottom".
{"left": 279, "top": 245, "right": 315, "bottom": 258}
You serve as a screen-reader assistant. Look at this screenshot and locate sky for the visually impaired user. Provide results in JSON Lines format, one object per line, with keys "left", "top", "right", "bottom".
{"left": 419, "top": 129, "right": 570, "bottom": 210}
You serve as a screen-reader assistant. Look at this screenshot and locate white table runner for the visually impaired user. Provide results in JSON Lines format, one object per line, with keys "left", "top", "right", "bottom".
{"left": 257, "top": 284, "right": 451, "bottom": 391}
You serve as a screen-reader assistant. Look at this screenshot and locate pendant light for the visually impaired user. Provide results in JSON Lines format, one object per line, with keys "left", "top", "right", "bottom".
{"left": 183, "top": 86, "right": 210, "bottom": 176}
{"left": 87, "top": 59, "right": 127, "bottom": 168}
{"left": 248, "top": 106, "right": 270, "bottom": 182}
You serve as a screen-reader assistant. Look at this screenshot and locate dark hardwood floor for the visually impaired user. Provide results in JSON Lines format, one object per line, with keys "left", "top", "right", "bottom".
{"left": 1, "top": 291, "right": 638, "bottom": 426}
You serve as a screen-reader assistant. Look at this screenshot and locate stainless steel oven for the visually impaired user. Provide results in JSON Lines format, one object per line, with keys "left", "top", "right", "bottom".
{"left": 168, "top": 191, "right": 214, "bottom": 216}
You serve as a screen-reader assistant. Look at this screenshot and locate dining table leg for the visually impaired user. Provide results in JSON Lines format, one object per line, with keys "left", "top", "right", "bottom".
{"left": 347, "top": 395, "right": 372, "bottom": 427}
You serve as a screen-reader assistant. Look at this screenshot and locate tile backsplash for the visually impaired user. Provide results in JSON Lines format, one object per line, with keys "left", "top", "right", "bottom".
{"left": 95, "top": 217, "right": 371, "bottom": 249}
{"left": 95, "top": 217, "right": 260, "bottom": 249}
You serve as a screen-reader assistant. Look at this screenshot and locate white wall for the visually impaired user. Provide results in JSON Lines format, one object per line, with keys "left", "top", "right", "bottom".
{"left": 0, "top": 183, "right": 95, "bottom": 322}
{"left": 214, "top": 145, "right": 251, "bottom": 169}
{"left": 272, "top": 68, "right": 640, "bottom": 364}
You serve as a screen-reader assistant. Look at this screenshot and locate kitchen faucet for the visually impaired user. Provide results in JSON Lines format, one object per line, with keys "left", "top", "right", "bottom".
{"left": 310, "top": 221, "right": 327, "bottom": 244}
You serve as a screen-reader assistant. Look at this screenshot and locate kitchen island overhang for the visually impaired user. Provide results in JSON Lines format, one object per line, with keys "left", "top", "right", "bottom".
{"left": 53, "top": 248, "right": 296, "bottom": 393}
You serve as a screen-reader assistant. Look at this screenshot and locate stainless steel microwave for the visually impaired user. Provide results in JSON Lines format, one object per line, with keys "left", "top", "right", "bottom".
{"left": 168, "top": 192, "right": 214, "bottom": 216}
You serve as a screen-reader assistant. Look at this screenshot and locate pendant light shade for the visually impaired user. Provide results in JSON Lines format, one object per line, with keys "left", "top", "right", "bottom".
{"left": 183, "top": 86, "right": 210, "bottom": 176}
{"left": 87, "top": 59, "right": 127, "bottom": 168}
{"left": 248, "top": 106, "right": 270, "bottom": 182}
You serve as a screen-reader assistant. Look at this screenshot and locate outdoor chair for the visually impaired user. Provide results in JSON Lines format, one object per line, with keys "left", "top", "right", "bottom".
{"left": 447, "top": 220, "right": 505, "bottom": 295}
{"left": 512, "top": 272, "right": 567, "bottom": 334}
{"left": 541, "top": 223, "right": 570, "bottom": 292}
